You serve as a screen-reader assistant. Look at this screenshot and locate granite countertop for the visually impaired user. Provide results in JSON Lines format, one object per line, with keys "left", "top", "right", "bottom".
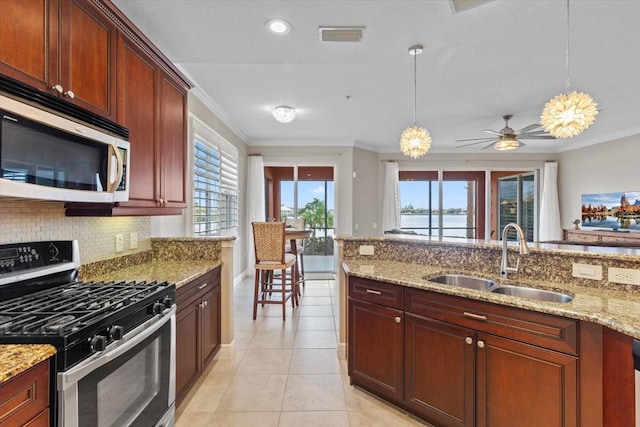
{"left": 343, "top": 259, "right": 640, "bottom": 340}
{"left": 84, "top": 259, "right": 223, "bottom": 289}
{"left": 0, "top": 344, "right": 56, "bottom": 384}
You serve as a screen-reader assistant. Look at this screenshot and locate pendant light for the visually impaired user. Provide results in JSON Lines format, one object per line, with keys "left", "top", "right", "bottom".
{"left": 540, "top": 0, "right": 598, "bottom": 138}
{"left": 399, "top": 44, "right": 432, "bottom": 159}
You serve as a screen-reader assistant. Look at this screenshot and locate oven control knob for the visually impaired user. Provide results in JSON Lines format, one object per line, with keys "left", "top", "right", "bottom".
{"left": 163, "top": 297, "right": 173, "bottom": 309}
{"left": 90, "top": 335, "right": 107, "bottom": 352}
{"left": 109, "top": 325, "right": 124, "bottom": 341}
{"left": 153, "top": 302, "right": 164, "bottom": 314}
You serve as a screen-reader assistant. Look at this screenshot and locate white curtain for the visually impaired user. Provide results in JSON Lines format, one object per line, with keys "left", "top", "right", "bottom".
{"left": 246, "top": 155, "right": 265, "bottom": 271}
{"left": 382, "top": 161, "right": 400, "bottom": 232}
{"left": 539, "top": 161, "right": 562, "bottom": 241}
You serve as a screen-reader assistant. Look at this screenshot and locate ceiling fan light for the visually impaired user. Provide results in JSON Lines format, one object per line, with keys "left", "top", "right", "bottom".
{"left": 494, "top": 136, "right": 520, "bottom": 151}
{"left": 400, "top": 125, "right": 432, "bottom": 158}
{"left": 272, "top": 105, "right": 296, "bottom": 123}
{"left": 540, "top": 91, "right": 598, "bottom": 138}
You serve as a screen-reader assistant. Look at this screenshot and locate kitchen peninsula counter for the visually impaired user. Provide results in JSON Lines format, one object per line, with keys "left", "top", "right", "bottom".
{"left": 342, "top": 259, "right": 640, "bottom": 339}
{"left": 0, "top": 344, "right": 56, "bottom": 383}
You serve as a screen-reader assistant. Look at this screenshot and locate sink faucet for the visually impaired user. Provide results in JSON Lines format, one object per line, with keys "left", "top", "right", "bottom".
{"left": 500, "top": 223, "right": 530, "bottom": 279}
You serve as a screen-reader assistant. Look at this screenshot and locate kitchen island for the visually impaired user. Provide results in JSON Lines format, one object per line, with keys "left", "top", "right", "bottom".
{"left": 337, "top": 235, "right": 640, "bottom": 427}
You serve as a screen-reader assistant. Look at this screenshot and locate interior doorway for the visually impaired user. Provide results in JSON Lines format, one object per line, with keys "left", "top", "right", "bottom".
{"left": 264, "top": 166, "right": 335, "bottom": 273}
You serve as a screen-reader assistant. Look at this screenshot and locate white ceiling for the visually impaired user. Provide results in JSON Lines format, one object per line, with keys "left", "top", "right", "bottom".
{"left": 112, "top": 0, "right": 640, "bottom": 154}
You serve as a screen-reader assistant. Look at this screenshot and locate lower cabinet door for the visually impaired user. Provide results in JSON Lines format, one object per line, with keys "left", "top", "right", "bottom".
{"left": 348, "top": 298, "right": 404, "bottom": 405}
{"left": 475, "top": 333, "right": 578, "bottom": 427}
{"left": 200, "top": 285, "right": 221, "bottom": 366}
{"left": 404, "top": 314, "right": 475, "bottom": 427}
{"left": 175, "top": 301, "right": 200, "bottom": 405}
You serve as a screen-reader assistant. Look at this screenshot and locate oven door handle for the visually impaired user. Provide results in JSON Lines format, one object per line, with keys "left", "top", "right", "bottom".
{"left": 58, "top": 306, "right": 176, "bottom": 389}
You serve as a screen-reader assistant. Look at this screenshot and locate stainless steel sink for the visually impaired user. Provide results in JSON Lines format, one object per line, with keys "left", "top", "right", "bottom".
{"left": 426, "top": 274, "right": 495, "bottom": 291}
{"left": 489, "top": 285, "right": 573, "bottom": 303}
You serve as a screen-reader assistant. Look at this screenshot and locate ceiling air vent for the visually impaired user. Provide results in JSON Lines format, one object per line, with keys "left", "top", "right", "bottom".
{"left": 319, "top": 26, "right": 365, "bottom": 42}
{"left": 450, "top": 0, "right": 493, "bottom": 14}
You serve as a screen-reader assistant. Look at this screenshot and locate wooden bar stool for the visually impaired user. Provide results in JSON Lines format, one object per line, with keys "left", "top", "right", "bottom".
{"left": 285, "top": 218, "right": 306, "bottom": 288}
{"left": 252, "top": 221, "right": 298, "bottom": 321}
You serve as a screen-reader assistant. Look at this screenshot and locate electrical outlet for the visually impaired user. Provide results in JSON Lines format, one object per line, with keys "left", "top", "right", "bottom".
{"left": 115, "top": 234, "right": 124, "bottom": 252}
{"left": 608, "top": 267, "right": 640, "bottom": 285}
{"left": 572, "top": 263, "right": 602, "bottom": 280}
{"left": 130, "top": 232, "right": 138, "bottom": 249}
{"left": 359, "top": 245, "right": 374, "bottom": 256}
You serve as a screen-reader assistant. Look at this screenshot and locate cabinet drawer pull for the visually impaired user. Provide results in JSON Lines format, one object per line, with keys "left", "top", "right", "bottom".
{"left": 365, "top": 289, "right": 382, "bottom": 295}
{"left": 463, "top": 312, "right": 487, "bottom": 321}
{"left": 395, "top": 316, "right": 401, "bottom": 323}
{"left": 198, "top": 282, "right": 210, "bottom": 290}
{"left": 465, "top": 337, "right": 473, "bottom": 345}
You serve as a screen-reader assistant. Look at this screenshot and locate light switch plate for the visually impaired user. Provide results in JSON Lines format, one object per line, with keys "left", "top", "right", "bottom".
{"left": 359, "top": 245, "right": 374, "bottom": 256}
{"left": 572, "top": 263, "right": 602, "bottom": 280}
{"left": 608, "top": 267, "right": 640, "bottom": 285}
{"left": 130, "top": 232, "right": 138, "bottom": 249}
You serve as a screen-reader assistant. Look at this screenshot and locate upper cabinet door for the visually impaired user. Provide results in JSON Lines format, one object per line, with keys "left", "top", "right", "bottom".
{"left": 59, "top": 0, "right": 117, "bottom": 120}
{"left": 0, "top": 0, "right": 59, "bottom": 90}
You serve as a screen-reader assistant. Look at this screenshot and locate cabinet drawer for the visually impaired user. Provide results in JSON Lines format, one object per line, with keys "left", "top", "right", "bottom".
{"left": 0, "top": 360, "right": 50, "bottom": 427}
{"left": 349, "top": 276, "right": 404, "bottom": 310}
{"left": 406, "top": 288, "right": 578, "bottom": 355}
{"left": 176, "top": 267, "right": 221, "bottom": 309}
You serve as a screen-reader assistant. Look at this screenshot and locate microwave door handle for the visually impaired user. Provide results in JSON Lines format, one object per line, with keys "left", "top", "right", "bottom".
{"left": 106, "top": 144, "right": 123, "bottom": 193}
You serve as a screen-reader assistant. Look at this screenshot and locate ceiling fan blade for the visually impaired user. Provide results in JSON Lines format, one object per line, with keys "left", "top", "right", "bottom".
{"left": 457, "top": 139, "right": 498, "bottom": 148}
{"left": 514, "top": 124, "right": 541, "bottom": 134}
{"left": 455, "top": 137, "right": 496, "bottom": 142}
{"left": 480, "top": 142, "right": 496, "bottom": 150}
{"left": 482, "top": 129, "right": 502, "bottom": 136}
{"left": 519, "top": 135, "right": 556, "bottom": 140}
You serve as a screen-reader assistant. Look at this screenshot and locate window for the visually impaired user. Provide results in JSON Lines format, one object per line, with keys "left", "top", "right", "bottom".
{"left": 192, "top": 119, "right": 238, "bottom": 236}
{"left": 399, "top": 171, "right": 485, "bottom": 239}
{"left": 498, "top": 172, "right": 536, "bottom": 241}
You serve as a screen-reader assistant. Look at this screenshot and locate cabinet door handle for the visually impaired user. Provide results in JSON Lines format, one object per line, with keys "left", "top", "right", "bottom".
{"left": 394, "top": 316, "right": 401, "bottom": 323}
{"left": 64, "top": 90, "right": 75, "bottom": 99}
{"left": 198, "top": 282, "right": 210, "bottom": 290}
{"left": 52, "top": 84, "right": 63, "bottom": 93}
{"left": 365, "top": 289, "right": 382, "bottom": 295}
{"left": 199, "top": 302, "right": 204, "bottom": 308}
{"left": 463, "top": 312, "right": 487, "bottom": 321}
{"left": 203, "top": 301, "right": 208, "bottom": 307}
{"left": 477, "top": 340, "right": 485, "bottom": 349}
{"left": 465, "top": 337, "right": 473, "bottom": 345}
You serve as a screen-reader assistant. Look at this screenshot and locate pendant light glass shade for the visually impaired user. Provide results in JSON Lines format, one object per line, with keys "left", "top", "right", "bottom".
{"left": 541, "top": 0, "right": 598, "bottom": 138}
{"left": 400, "top": 125, "right": 432, "bottom": 158}
{"left": 541, "top": 91, "right": 598, "bottom": 138}
{"left": 400, "top": 45, "right": 432, "bottom": 158}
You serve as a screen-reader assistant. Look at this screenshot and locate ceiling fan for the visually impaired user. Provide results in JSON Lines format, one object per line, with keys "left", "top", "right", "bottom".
{"left": 456, "top": 114, "right": 555, "bottom": 151}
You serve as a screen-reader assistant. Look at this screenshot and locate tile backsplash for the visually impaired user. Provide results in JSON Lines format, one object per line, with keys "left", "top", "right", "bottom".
{"left": 0, "top": 200, "right": 151, "bottom": 264}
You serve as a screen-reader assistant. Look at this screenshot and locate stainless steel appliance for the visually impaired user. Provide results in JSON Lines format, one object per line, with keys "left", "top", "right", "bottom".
{"left": 0, "top": 74, "right": 129, "bottom": 203}
{"left": 0, "top": 241, "right": 176, "bottom": 427}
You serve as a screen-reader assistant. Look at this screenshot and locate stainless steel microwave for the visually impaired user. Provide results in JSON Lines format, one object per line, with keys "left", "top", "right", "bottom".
{"left": 0, "top": 94, "right": 129, "bottom": 203}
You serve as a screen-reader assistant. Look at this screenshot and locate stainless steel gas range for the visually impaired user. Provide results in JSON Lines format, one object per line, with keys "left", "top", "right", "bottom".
{"left": 0, "top": 240, "right": 176, "bottom": 427}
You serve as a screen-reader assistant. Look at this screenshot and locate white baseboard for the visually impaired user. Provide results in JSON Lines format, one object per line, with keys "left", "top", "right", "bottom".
{"left": 215, "top": 340, "right": 237, "bottom": 360}
{"left": 337, "top": 343, "right": 347, "bottom": 359}
{"left": 234, "top": 270, "right": 248, "bottom": 286}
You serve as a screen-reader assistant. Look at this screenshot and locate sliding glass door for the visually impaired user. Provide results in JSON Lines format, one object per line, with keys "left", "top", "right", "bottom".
{"left": 498, "top": 172, "right": 536, "bottom": 241}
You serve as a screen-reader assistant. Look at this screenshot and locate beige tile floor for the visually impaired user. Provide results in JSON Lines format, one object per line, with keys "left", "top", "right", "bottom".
{"left": 176, "top": 275, "right": 432, "bottom": 427}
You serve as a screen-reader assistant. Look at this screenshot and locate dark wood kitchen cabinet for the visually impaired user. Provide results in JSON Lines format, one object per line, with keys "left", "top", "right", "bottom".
{"left": 110, "top": 35, "right": 187, "bottom": 215}
{"left": 0, "top": 359, "right": 50, "bottom": 427}
{"left": 0, "top": 0, "right": 117, "bottom": 120}
{"left": 348, "top": 276, "right": 404, "bottom": 406}
{"left": 175, "top": 267, "right": 221, "bottom": 406}
{"left": 58, "top": 0, "right": 191, "bottom": 216}
{"left": 348, "top": 275, "right": 602, "bottom": 427}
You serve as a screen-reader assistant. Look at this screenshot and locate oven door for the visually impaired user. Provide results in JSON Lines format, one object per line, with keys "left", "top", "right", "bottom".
{"left": 57, "top": 306, "right": 176, "bottom": 427}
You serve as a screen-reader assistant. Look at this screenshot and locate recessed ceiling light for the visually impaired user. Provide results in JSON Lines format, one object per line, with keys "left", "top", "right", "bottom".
{"left": 272, "top": 106, "right": 296, "bottom": 123}
{"left": 266, "top": 19, "right": 291, "bottom": 35}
